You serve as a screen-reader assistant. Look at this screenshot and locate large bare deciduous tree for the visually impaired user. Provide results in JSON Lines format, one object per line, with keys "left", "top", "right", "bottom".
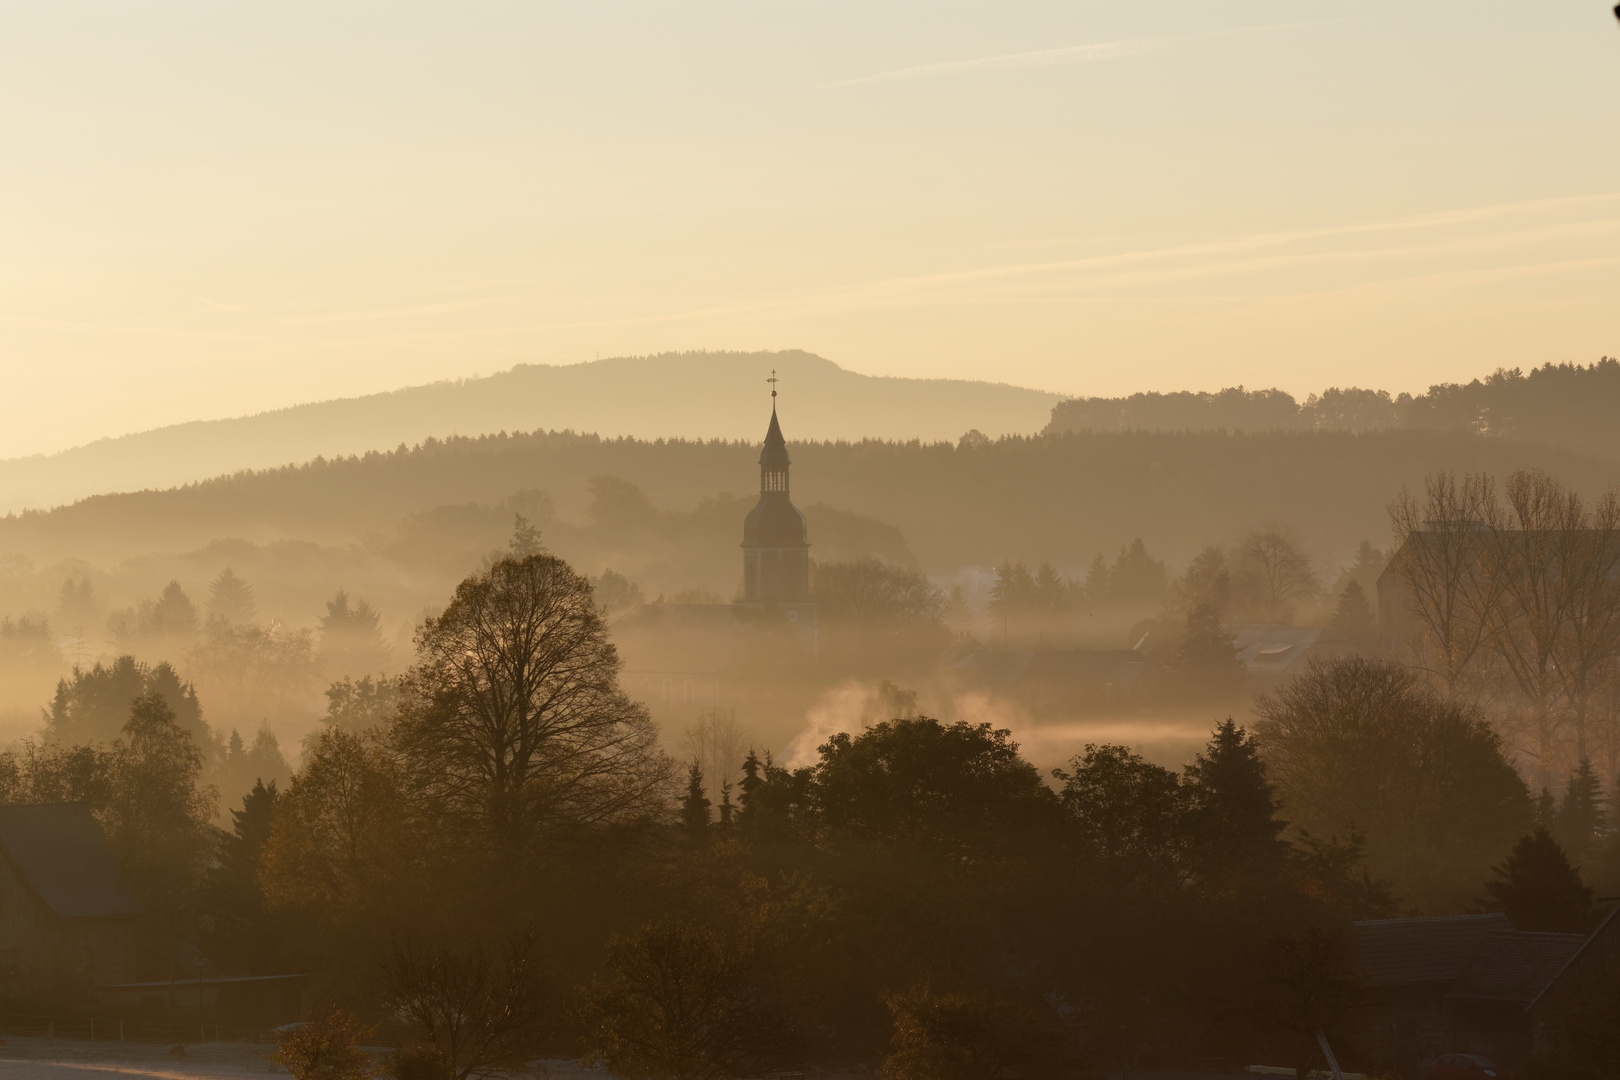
{"left": 1387, "top": 471, "right": 1501, "bottom": 696}
{"left": 394, "top": 554, "right": 673, "bottom": 859}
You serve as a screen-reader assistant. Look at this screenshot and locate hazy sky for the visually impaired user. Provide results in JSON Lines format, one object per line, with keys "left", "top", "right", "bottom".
{"left": 3, "top": 1, "right": 1618, "bottom": 459}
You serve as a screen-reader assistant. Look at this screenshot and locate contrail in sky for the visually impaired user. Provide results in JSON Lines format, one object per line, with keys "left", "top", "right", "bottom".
{"left": 822, "top": 21, "right": 1333, "bottom": 88}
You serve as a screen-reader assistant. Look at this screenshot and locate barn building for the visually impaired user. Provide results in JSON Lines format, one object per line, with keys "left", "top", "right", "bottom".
{"left": 0, "top": 803, "right": 141, "bottom": 1003}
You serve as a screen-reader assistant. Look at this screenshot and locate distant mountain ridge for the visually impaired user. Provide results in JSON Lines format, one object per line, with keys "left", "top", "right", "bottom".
{"left": 0, "top": 351, "right": 1060, "bottom": 514}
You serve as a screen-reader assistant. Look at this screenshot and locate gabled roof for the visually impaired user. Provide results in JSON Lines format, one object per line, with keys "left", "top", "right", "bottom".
{"left": 1449, "top": 929, "right": 1586, "bottom": 1003}
{"left": 1356, "top": 914, "right": 1511, "bottom": 986}
{"left": 1233, "top": 624, "right": 1356, "bottom": 673}
{"left": 0, "top": 804, "right": 142, "bottom": 918}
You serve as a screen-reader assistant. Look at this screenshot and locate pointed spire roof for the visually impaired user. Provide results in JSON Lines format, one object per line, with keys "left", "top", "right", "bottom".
{"left": 759, "top": 405, "right": 790, "bottom": 467}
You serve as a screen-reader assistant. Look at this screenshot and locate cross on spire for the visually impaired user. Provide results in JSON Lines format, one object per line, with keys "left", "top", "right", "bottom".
{"left": 767, "top": 369, "right": 779, "bottom": 401}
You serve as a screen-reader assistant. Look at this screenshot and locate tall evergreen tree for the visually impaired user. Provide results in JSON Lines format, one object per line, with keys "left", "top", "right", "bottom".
{"left": 717, "top": 780, "right": 734, "bottom": 828}
{"left": 203, "top": 779, "right": 281, "bottom": 973}
{"left": 1182, "top": 719, "right": 1287, "bottom": 880}
{"left": 1328, "top": 580, "right": 1377, "bottom": 650}
{"left": 738, "top": 749, "right": 763, "bottom": 824}
{"left": 1484, "top": 828, "right": 1593, "bottom": 932}
{"left": 682, "top": 762, "right": 711, "bottom": 835}
{"left": 1171, "top": 603, "right": 1245, "bottom": 699}
{"left": 207, "top": 567, "right": 256, "bottom": 625}
{"left": 1555, "top": 757, "right": 1607, "bottom": 866}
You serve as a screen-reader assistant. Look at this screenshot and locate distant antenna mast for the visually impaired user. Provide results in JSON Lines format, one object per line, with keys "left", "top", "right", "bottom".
{"left": 767, "top": 369, "right": 779, "bottom": 405}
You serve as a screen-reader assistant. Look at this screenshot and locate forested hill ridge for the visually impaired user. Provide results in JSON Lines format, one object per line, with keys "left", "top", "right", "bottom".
{"left": 1046, "top": 358, "right": 1620, "bottom": 460}
{"left": 0, "top": 351, "right": 1058, "bottom": 514}
{"left": 4, "top": 425, "right": 1616, "bottom": 579}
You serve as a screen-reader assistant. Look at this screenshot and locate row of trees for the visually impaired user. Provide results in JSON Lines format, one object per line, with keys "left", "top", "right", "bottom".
{"left": 153, "top": 551, "right": 1613, "bottom": 1075}
{"left": 1388, "top": 469, "right": 1620, "bottom": 780}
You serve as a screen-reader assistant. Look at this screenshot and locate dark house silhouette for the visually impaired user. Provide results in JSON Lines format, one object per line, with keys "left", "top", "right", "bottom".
{"left": 0, "top": 803, "right": 141, "bottom": 1002}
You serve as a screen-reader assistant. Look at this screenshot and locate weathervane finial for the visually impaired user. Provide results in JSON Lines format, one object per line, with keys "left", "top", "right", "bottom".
{"left": 767, "top": 369, "right": 779, "bottom": 403}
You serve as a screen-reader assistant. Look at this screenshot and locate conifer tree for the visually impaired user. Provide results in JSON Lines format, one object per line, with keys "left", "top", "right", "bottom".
{"left": 717, "top": 780, "right": 734, "bottom": 827}
{"left": 1328, "top": 580, "right": 1376, "bottom": 649}
{"left": 1484, "top": 827, "right": 1593, "bottom": 932}
{"left": 681, "top": 762, "right": 711, "bottom": 835}
{"left": 738, "top": 749, "right": 763, "bottom": 824}
{"left": 509, "top": 513, "right": 544, "bottom": 558}
{"left": 1183, "top": 719, "right": 1287, "bottom": 879}
{"left": 1555, "top": 757, "right": 1607, "bottom": 865}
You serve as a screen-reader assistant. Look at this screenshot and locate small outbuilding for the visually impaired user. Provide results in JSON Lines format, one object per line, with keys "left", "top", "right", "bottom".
{"left": 1353, "top": 914, "right": 1585, "bottom": 1073}
{"left": 0, "top": 803, "right": 142, "bottom": 1002}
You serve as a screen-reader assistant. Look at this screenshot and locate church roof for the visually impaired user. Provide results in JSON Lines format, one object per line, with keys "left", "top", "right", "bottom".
{"left": 759, "top": 407, "right": 791, "bottom": 467}
{"left": 0, "top": 804, "right": 142, "bottom": 918}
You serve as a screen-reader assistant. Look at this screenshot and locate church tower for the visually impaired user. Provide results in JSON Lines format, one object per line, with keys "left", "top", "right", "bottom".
{"left": 738, "top": 380, "right": 816, "bottom": 660}
{"left": 741, "top": 395, "right": 810, "bottom": 602}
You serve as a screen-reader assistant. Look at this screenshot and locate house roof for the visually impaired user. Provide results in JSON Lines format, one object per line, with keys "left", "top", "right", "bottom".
{"left": 1233, "top": 624, "right": 1356, "bottom": 673}
{"left": 1448, "top": 929, "right": 1586, "bottom": 1003}
{"left": 0, "top": 804, "right": 142, "bottom": 919}
{"left": 1356, "top": 914, "right": 1512, "bottom": 986}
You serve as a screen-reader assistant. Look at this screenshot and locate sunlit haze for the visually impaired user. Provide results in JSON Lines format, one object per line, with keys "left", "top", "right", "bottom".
{"left": 4, "top": 1, "right": 1617, "bottom": 458}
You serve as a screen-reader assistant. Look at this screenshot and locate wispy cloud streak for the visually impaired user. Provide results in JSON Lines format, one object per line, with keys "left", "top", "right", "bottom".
{"left": 823, "top": 37, "right": 1165, "bottom": 87}
{"left": 822, "top": 20, "right": 1341, "bottom": 88}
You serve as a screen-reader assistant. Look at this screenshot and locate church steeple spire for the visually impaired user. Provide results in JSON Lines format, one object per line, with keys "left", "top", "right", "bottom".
{"left": 741, "top": 375, "right": 809, "bottom": 604}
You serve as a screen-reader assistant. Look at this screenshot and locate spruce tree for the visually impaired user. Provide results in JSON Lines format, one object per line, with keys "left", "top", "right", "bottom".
{"left": 203, "top": 779, "right": 280, "bottom": 972}
{"left": 1484, "top": 828, "right": 1593, "bottom": 932}
{"left": 1555, "top": 757, "right": 1607, "bottom": 865}
{"left": 1183, "top": 719, "right": 1287, "bottom": 880}
{"left": 717, "top": 780, "right": 734, "bottom": 827}
{"left": 1328, "top": 581, "right": 1376, "bottom": 649}
{"left": 681, "top": 762, "right": 711, "bottom": 835}
{"left": 738, "top": 749, "right": 763, "bottom": 824}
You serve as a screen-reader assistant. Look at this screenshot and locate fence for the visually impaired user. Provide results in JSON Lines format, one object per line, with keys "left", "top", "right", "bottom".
{"left": 0, "top": 1011, "right": 275, "bottom": 1045}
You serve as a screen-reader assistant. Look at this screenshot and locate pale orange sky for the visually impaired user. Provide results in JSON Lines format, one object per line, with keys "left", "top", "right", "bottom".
{"left": 3, "top": 2, "right": 1618, "bottom": 459}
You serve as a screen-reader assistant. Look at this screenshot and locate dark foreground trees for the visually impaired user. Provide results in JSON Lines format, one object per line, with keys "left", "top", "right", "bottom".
{"left": 386, "top": 937, "right": 548, "bottom": 1080}
{"left": 577, "top": 919, "right": 760, "bottom": 1080}
{"left": 1255, "top": 655, "right": 1531, "bottom": 910}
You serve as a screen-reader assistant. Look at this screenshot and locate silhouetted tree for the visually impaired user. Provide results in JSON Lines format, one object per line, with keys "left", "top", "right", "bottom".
{"left": 1170, "top": 602, "right": 1245, "bottom": 699}
{"left": 1328, "top": 580, "right": 1377, "bottom": 651}
{"left": 1183, "top": 720, "right": 1288, "bottom": 883}
{"left": 319, "top": 590, "right": 391, "bottom": 677}
{"left": 47, "top": 655, "right": 205, "bottom": 746}
{"left": 321, "top": 675, "right": 400, "bottom": 733}
{"left": 1232, "top": 530, "right": 1317, "bottom": 624}
{"left": 207, "top": 567, "right": 256, "bottom": 625}
{"left": 1054, "top": 744, "right": 1184, "bottom": 872}
{"left": 271, "top": 1009, "right": 376, "bottom": 1080}
{"left": 1484, "top": 827, "right": 1593, "bottom": 932}
{"left": 1255, "top": 656, "right": 1531, "bottom": 910}
{"left": 682, "top": 763, "right": 711, "bottom": 835}
{"left": 577, "top": 918, "right": 759, "bottom": 1080}
{"left": 387, "top": 936, "right": 548, "bottom": 1080}
{"left": 393, "top": 554, "right": 672, "bottom": 860}
{"left": 1554, "top": 757, "right": 1608, "bottom": 867}
{"left": 882, "top": 984, "right": 1053, "bottom": 1080}
{"left": 593, "top": 568, "right": 645, "bottom": 612}
{"left": 203, "top": 779, "right": 280, "bottom": 973}
{"left": 509, "top": 513, "right": 544, "bottom": 558}
{"left": 814, "top": 717, "right": 1054, "bottom": 853}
